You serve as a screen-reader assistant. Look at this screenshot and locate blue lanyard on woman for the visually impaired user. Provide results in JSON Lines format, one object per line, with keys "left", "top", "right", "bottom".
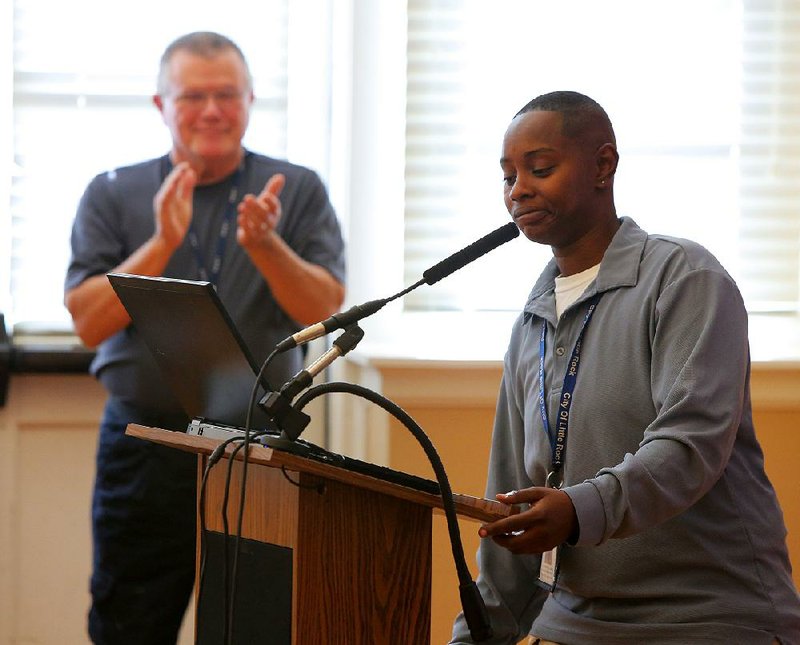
{"left": 538, "top": 293, "right": 602, "bottom": 489}
{"left": 186, "top": 157, "right": 246, "bottom": 286}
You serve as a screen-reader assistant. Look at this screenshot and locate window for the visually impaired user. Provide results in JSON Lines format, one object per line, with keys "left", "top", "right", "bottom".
{"left": 404, "top": 0, "right": 800, "bottom": 317}
{"left": 738, "top": 0, "right": 800, "bottom": 311}
{"left": 5, "top": 0, "right": 302, "bottom": 332}
{"left": 5, "top": 0, "right": 800, "bottom": 344}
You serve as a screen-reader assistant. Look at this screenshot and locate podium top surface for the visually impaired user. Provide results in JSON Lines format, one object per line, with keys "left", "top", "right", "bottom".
{"left": 127, "top": 424, "right": 513, "bottom": 524}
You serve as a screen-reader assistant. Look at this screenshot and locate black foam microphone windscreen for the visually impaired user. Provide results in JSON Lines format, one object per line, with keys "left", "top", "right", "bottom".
{"left": 422, "top": 222, "right": 519, "bottom": 285}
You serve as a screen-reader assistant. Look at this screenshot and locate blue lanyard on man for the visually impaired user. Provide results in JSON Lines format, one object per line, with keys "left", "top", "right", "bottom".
{"left": 187, "top": 158, "right": 246, "bottom": 286}
{"left": 538, "top": 292, "right": 602, "bottom": 490}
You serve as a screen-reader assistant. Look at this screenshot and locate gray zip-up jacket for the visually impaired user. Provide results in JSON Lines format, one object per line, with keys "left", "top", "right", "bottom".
{"left": 452, "top": 217, "right": 800, "bottom": 644}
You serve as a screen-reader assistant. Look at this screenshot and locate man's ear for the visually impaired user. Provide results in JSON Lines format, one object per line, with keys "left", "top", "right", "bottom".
{"left": 596, "top": 142, "right": 619, "bottom": 184}
{"left": 152, "top": 94, "right": 164, "bottom": 113}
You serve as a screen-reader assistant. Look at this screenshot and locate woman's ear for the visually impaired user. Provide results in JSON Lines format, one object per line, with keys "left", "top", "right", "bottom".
{"left": 596, "top": 142, "right": 619, "bottom": 186}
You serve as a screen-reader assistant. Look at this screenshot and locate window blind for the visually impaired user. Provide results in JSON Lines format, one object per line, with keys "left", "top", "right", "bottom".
{"left": 404, "top": 0, "right": 800, "bottom": 315}
{"left": 9, "top": 0, "right": 289, "bottom": 331}
{"left": 404, "top": 0, "right": 549, "bottom": 312}
{"left": 738, "top": 0, "right": 800, "bottom": 312}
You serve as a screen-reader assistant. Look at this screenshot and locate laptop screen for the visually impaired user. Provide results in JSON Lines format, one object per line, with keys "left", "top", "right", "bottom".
{"left": 108, "top": 273, "right": 275, "bottom": 430}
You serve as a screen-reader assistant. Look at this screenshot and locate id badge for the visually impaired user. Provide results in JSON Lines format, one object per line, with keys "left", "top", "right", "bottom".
{"left": 536, "top": 545, "right": 560, "bottom": 592}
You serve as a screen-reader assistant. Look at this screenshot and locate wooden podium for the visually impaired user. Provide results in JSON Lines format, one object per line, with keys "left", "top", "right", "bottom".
{"left": 127, "top": 424, "right": 509, "bottom": 644}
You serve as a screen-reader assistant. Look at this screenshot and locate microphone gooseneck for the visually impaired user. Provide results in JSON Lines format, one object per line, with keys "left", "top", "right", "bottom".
{"left": 292, "top": 381, "right": 494, "bottom": 641}
{"left": 275, "top": 221, "right": 520, "bottom": 352}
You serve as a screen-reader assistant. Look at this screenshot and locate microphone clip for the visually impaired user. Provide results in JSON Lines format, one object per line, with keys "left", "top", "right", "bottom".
{"left": 258, "top": 390, "right": 311, "bottom": 441}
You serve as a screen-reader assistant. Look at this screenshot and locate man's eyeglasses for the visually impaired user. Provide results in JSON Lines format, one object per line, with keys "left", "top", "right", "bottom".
{"left": 170, "top": 89, "right": 247, "bottom": 109}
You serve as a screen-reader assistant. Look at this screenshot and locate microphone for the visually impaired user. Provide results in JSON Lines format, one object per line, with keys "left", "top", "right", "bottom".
{"left": 275, "top": 221, "right": 520, "bottom": 353}
{"left": 422, "top": 221, "right": 519, "bottom": 285}
{"left": 274, "top": 298, "right": 386, "bottom": 353}
{"left": 260, "top": 325, "right": 365, "bottom": 440}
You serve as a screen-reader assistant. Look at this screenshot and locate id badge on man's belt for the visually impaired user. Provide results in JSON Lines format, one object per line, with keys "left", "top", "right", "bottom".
{"left": 536, "top": 545, "right": 560, "bottom": 592}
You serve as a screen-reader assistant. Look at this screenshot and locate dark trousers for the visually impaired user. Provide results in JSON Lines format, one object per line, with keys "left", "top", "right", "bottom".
{"left": 88, "top": 398, "right": 196, "bottom": 645}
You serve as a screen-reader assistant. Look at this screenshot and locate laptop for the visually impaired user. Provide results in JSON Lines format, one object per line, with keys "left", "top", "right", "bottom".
{"left": 108, "top": 273, "right": 275, "bottom": 431}
{"left": 107, "top": 272, "right": 442, "bottom": 494}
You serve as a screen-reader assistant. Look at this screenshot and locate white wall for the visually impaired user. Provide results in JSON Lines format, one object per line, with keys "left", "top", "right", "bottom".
{"left": 0, "top": 375, "right": 197, "bottom": 645}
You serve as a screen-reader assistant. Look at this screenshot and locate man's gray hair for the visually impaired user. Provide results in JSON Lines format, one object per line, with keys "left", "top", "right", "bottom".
{"left": 156, "top": 31, "right": 252, "bottom": 95}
